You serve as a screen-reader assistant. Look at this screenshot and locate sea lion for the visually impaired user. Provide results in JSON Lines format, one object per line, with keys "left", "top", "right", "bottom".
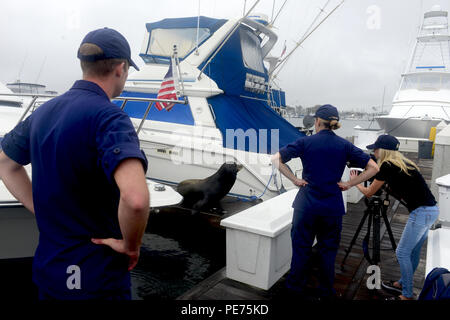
{"left": 177, "top": 162, "right": 243, "bottom": 212}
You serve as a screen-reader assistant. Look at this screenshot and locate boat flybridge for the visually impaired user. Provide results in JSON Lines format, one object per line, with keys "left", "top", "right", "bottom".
{"left": 0, "top": 82, "right": 26, "bottom": 137}
{"left": 376, "top": 5, "right": 450, "bottom": 138}
{"left": 116, "top": 15, "right": 305, "bottom": 200}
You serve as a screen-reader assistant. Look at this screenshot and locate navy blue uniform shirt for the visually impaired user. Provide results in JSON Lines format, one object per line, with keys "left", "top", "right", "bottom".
{"left": 279, "top": 130, "right": 369, "bottom": 216}
{"left": 1, "top": 80, "right": 148, "bottom": 299}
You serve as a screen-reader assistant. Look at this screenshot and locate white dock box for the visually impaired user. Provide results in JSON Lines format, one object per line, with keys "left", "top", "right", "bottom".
{"left": 436, "top": 174, "right": 450, "bottom": 224}
{"left": 220, "top": 190, "right": 297, "bottom": 290}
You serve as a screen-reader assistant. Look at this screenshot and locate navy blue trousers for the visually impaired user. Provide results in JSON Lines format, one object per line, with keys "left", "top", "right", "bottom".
{"left": 286, "top": 209, "right": 342, "bottom": 297}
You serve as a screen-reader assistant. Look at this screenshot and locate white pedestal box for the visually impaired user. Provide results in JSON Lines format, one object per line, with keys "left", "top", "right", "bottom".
{"left": 426, "top": 228, "right": 450, "bottom": 276}
{"left": 344, "top": 167, "right": 365, "bottom": 204}
{"left": 220, "top": 190, "right": 297, "bottom": 290}
{"left": 436, "top": 174, "right": 450, "bottom": 225}
{"left": 347, "top": 187, "right": 364, "bottom": 204}
{"left": 425, "top": 174, "right": 450, "bottom": 276}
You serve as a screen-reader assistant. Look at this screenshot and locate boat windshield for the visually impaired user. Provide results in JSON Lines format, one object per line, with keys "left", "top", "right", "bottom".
{"left": 141, "top": 28, "right": 211, "bottom": 64}
{"left": 240, "top": 28, "right": 265, "bottom": 73}
{"left": 401, "top": 73, "right": 450, "bottom": 91}
{"left": 0, "top": 100, "right": 22, "bottom": 108}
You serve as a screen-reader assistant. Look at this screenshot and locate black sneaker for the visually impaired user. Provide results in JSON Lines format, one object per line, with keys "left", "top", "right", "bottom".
{"left": 381, "top": 280, "right": 402, "bottom": 295}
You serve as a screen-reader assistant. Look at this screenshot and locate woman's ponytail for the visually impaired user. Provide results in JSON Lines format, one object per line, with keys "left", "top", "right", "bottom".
{"left": 329, "top": 119, "right": 341, "bottom": 130}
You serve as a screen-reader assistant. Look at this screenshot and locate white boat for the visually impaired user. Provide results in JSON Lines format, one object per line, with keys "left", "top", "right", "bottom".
{"left": 0, "top": 168, "right": 182, "bottom": 260}
{"left": 376, "top": 5, "right": 450, "bottom": 138}
{"left": 117, "top": 15, "right": 305, "bottom": 200}
{"left": 0, "top": 82, "right": 24, "bottom": 137}
{"left": 0, "top": 81, "right": 57, "bottom": 138}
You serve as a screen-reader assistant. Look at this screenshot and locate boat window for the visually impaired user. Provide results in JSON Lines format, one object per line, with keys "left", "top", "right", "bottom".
{"left": 419, "top": 74, "right": 444, "bottom": 90}
{"left": 402, "top": 74, "right": 450, "bottom": 91}
{"left": 240, "top": 28, "right": 265, "bottom": 73}
{"left": 442, "top": 74, "right": 450, "bottom": 90}
{"left": 143, "top": 28, "right": 211, "bottom": 61}
{"left": 401, "top": 75, "right": 418, "bottom": 90}
{"left": 0, "top": 100, "right": 22, "bottom": 108}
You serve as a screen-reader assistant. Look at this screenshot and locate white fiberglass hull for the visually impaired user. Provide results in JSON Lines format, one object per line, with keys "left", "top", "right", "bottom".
{"left": 141, "top": 140, "right": 301, "bottom": 200}
{"left": 0, "top": 177, "right": 181, "bottom": 261}
{"left": 138, "top": 136, "right": 299, "bottom": 201}
{"left": 375, "top": 116, "right": 445, "bottom": 138}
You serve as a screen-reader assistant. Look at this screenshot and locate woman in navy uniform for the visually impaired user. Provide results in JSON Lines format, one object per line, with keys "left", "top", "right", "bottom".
{"left": 351, "top": 134, "right": 438, "bottom": 300}
{"left": 272, "top": 104, "right": 379, "bottom": 299}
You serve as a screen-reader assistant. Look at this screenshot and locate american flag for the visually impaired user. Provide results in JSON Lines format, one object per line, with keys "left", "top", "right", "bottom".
{"left": 155, "top": 62, "right": 178, "bottom": 111}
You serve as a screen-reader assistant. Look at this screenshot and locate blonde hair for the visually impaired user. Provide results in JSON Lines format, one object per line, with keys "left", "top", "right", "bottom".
{"left": 318, "top": 117, "right": 341, "bottom": 130}
{"left": 378, "top": 149, "right": 420, "bottom": 175}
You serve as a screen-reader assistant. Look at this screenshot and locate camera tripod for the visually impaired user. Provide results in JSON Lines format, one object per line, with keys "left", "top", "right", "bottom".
{"left": 341, "top": 191, "right": 397, "bottom": 269}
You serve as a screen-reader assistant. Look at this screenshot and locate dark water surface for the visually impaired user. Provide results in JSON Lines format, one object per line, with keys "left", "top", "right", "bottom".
{"left": 0, "top": 208, "right": 226, "bottom": 301}
{"left": 130, "top": 209, "right": 226, "bottom": 300}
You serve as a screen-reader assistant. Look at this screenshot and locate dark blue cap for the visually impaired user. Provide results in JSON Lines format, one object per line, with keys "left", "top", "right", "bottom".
{"left": 314, "top": 104, "right": 340, "bottom": 121}
{"left": 77, "top": 27, "right": 139, "bottom": 71}
{"left": 366, "top": 134, "right": 400, "bottom": 151}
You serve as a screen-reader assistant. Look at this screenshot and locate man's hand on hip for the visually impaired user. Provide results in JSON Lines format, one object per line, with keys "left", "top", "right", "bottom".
{"left": 91, "top": 238, "right": 140, "bottom": 271}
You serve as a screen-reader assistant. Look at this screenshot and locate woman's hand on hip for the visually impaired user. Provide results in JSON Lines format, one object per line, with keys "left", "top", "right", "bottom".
{"left": 338, "top": 181, "right": 352, "bottom": 191}
{"left": 294, "top": 178, "right": 308, "bottom": 187}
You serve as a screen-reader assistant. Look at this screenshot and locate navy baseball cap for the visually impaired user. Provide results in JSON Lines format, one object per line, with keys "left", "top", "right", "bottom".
{"left": 366, "top": 134, "right": 400, "bottom": 151}
{"left": 77, "top": 27, "right": 139, "bottom": 71}
{"left": 314, "top": 104, "right": 340, "bottom": 121}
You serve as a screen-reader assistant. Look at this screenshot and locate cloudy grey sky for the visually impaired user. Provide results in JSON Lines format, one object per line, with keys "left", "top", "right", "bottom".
{"left": 0, "top": 0, "right": 448, "bottom": 111}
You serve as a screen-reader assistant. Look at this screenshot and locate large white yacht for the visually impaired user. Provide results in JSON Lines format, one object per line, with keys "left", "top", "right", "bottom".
{"left": 376, "top": 5, "right": 450, "bottom": 138}
{"left": 0, "top": 82, "right": 24, "bottom": 137}
{"left": 117, "top": 15, "right": 305, "bottom": 200}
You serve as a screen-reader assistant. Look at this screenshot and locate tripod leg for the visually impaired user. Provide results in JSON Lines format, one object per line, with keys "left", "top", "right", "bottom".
{"left": 381, "top": 209, "right": 397, "bottom": 251}
{"left": 373, "top": 209, "right": 381, "bottom": 265}
{"left": 341, "top": 209, "right": 370, "bottom": 269}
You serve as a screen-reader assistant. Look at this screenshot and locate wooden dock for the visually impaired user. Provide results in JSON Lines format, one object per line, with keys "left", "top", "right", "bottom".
{"left": 177, "top": 157, "right": 434, "bottom": 301}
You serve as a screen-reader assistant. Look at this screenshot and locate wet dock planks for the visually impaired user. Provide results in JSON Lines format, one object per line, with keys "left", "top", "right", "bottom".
{"left": 177, "top": 157, "right": 434, "bottom": 300}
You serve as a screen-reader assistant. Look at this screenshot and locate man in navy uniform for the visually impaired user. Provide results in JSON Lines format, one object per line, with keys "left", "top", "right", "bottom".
{"left": 272, "top": 104, "right": 379, "bottom": 300}
{"left": 0, "top": 28, "right": 149, "bottom": 300}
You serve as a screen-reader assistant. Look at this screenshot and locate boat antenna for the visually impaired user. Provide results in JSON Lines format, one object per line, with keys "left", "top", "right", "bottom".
{"left": 271, "top": 0, "right": 276, "bottom": 22}
{"left": 195, "top": 0, "right": 201, "bottom": 55}
{"left": 18, "top": 51, "right": 28, "bottom": 82}
{"left": 269, "top": 0, "right": 288, "bottom": 27}
{"left": 270, "top": 0, "right": 345, "bottom": 78}
{"left": 381, "top": 85, "right": 386, "bottom": 114}
{"left": 243, "top": 0, "right": 247, "bottom": 16}
{"left": 197, "top": 0, "right": 261, "bottom": 80}
{"left": 35, "top": 56, "right": 47, "bottom": 84}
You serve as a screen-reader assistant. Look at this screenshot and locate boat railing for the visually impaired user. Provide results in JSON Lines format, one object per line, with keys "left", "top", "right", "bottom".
{"left": 112, "top": 96, "right": 188, "bottom": 134}
{"left": 0, "top": 92, "right": 58, "bottom": 125}
{"left": 0, "top": 92, "right": 187, "bottom": 136}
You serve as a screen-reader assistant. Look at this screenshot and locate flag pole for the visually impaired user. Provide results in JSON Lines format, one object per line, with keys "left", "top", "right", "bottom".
{"left": 173, "top": 45, "right": 187, "bottom": 103}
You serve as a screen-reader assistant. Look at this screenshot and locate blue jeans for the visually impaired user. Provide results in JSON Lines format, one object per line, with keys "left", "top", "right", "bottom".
{"left": 287, "top": 209, "right": 342, "bottom": 297}
{"left": 396, "top": 205, "right": 439, "bottom": 298}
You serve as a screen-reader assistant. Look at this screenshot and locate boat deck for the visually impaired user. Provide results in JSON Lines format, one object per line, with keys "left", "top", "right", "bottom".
{"left": 177, "top": 157, "right": 434, "bottom": 300}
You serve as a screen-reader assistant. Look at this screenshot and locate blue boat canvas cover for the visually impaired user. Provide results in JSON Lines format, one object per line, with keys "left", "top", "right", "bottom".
{"left": 121, "top": 16, "right": 305, "bottom": 154}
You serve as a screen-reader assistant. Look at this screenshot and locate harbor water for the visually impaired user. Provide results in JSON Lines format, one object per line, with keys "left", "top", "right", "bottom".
{"left": 130, "top": 208, "right": 226, "bottom": 300}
